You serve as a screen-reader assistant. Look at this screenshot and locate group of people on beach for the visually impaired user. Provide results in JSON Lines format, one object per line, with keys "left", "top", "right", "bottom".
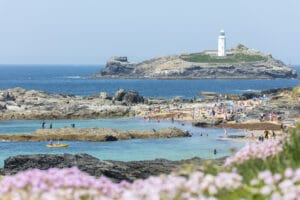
{"left": 257, "top": 130, "right": 277, "bottom": 142}
{"left": 143, "top": 96, "right": 267, "bottom": 123}
{"left": 259, "top": 112, "right": 283, "bottom": 122}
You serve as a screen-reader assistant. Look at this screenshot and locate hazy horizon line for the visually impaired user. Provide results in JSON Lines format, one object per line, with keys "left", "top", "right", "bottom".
{"left": 0, "top": 64, "right": 299, "bottom": 67}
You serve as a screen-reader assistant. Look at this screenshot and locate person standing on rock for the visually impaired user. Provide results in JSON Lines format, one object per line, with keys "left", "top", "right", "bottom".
{"left": 42, "top": 121, "right": 46, "bottom": 129}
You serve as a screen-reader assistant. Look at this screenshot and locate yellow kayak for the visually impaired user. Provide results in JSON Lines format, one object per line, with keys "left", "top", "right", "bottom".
{"left": 46, "top": 144, "right": 69, "bottom": 148}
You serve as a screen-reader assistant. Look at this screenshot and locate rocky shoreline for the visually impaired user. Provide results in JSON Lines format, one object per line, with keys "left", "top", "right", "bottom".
{"left": 0, "top": 127, "right": 190, "bottom": 142}
{"left": 0, "top": 87, "right": 146, "bottom": 120}
{"left": 0, "top": 87, "right": 299, "bottom": 130}
{"left": 0, "top": 154, "right": 206, "bottom": 182}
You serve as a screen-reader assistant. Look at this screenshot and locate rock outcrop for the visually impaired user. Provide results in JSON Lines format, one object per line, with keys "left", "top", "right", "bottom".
{"left": 0, "top": 88, "right": 145, "bottom": 120}
{"left": 0, "top": 127, "right": 191, "bottom": 142}
{"left": 245, "top": 90, "right": 300, "bottom": 125}
{"left": 241, "top": 88, "right": 293, "bottom": 99}
{"left": 100, "top": 57, "right": 136, "bottom": 77}
{"left": 192, "top": 119, "right": 223, "bottom": 127}
{"left": 113, "top": 89, "right": 144, "bottom": 104}
{"left": 95, "top": 46, "right": 297, "bottom": 79}
{"left": 0, "top": 154, "right": 203, "bottom": 182}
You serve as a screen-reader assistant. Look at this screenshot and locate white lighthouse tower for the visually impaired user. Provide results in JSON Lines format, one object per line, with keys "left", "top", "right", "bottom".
{"left": 218, "top": 30, "right": 226, "bottom": 57}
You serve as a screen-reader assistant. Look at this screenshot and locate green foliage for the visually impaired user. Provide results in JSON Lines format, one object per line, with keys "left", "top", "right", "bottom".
{"left": 80, "top": 195, "right": 93, "bottom": 200}
{"left": 179, "top": 160, "right": 223, "bottom": 177}
{"left": 216, "top": 187, "right": 254, "bottom": 200}
{"left": 180, "top": 53, "right": 266, "bottom": 63}
{"left": 234, "top": 124, "right": 300, "bottom": 183}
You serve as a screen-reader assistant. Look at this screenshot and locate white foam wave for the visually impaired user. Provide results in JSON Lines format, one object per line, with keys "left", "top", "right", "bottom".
{"left": 235, "top": 89, "right": 261, "bottom": 92}
{"left": 64, "top": 76, "right": 82, "bottom": 79}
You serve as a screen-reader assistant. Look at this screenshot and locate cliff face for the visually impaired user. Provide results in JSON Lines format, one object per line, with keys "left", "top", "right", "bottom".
{"left": 96, "top": 46, "right": 297, "bottom": 79}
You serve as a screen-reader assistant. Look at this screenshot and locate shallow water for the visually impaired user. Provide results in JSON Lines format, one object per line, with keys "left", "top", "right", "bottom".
{"left": 0, "top": 118, "right": 186, "bottom": 134}
{"left": 0, "top": 118, "right": 245, "bottom": 167}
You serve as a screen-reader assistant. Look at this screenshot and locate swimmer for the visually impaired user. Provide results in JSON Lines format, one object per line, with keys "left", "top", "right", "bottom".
{"left": 224, "top": 129, "right": 228, "bottom": 137}
{"left": 214, "top": 149, "right": 217, "bottom": 155}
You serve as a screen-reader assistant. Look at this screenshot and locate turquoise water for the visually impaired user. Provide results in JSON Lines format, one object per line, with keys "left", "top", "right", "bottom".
{"left": 0, "top": 118, "right": 188, "bottom": 134}
{"left": 0, "top": 118, "right": 245, "bottom": 167}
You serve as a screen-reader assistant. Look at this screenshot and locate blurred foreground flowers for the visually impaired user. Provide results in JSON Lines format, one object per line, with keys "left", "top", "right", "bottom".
{"left": 0, "top": 167, "right": 242, "bottom": 200}
{"left": 224, "top": 136, "right": 285, "bottom": 167}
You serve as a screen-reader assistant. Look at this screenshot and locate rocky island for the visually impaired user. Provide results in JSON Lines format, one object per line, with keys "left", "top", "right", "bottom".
{"left": 94, "top": 45, "right": 297, "bottom": 79}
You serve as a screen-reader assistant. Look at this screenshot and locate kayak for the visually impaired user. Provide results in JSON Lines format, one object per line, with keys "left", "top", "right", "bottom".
{"left": 46, "top": 144, "right": 69, "bottom": 148}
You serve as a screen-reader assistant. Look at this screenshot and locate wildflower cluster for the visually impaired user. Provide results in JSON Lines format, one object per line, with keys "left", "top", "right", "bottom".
{"left": 224, "top": 138, "right": 284, "bottom": 167}
{"left": 123, "top": 171, "right": 242, "bottom": 199}
{"left": 0, "top": 167, "right": 242, "bottom": 200}
{"left": 250, "top": 168, "right": 300, "bottom": 200}
{"left": 0, "top": 167, "right": 123, "bottom": 200}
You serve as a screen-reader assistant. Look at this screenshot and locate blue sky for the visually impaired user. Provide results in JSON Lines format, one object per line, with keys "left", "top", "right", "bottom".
{"left": 0, "top": 0, "right": 299, "bottom": 64}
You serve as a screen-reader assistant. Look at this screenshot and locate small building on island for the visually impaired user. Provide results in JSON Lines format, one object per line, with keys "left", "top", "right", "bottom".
{"left": 203, "top": 30, "right": 232, "bottom": 57}
{"left": 218, "top": 30, "right": 226, "bottom": 57}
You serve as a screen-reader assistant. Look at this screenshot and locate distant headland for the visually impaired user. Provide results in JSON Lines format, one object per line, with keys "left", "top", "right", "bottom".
{"left": 94, "top": 31, "right": 297, "bottom": 79}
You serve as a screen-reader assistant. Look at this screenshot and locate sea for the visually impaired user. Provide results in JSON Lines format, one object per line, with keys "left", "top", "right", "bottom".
{"left": 0, "top": 65, "right": 299, "bottom": 167}
{"left": 0, "top": 65, "right": 299, "bottom": 98}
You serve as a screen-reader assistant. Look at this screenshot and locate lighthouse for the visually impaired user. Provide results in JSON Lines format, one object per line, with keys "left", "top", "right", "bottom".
{"left": 218, "top": 30, "right": 226, "bottom": 57}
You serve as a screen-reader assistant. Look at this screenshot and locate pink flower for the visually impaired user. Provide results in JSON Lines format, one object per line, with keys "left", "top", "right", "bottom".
{"left": 284, "top": 168, "right": 294, "bottom": 178}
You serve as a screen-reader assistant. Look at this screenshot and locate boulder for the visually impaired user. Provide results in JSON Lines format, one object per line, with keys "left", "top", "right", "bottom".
{"left": 242, "top": 92, "right": 260, "bottom": 99}
{"left": 0, "top": 102, "right": 7, "bottom": 110}
{"left": 0, "top": 92, "right": 15, "bottom": 101}
{"left": 0, "top": 154, "right": 203, "bottom": 182}
{"left": 114, "top": 88, "right": 126, "bottom": 101}
{"left": 122, "top": 90, "right": 144, "bottom": 104}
